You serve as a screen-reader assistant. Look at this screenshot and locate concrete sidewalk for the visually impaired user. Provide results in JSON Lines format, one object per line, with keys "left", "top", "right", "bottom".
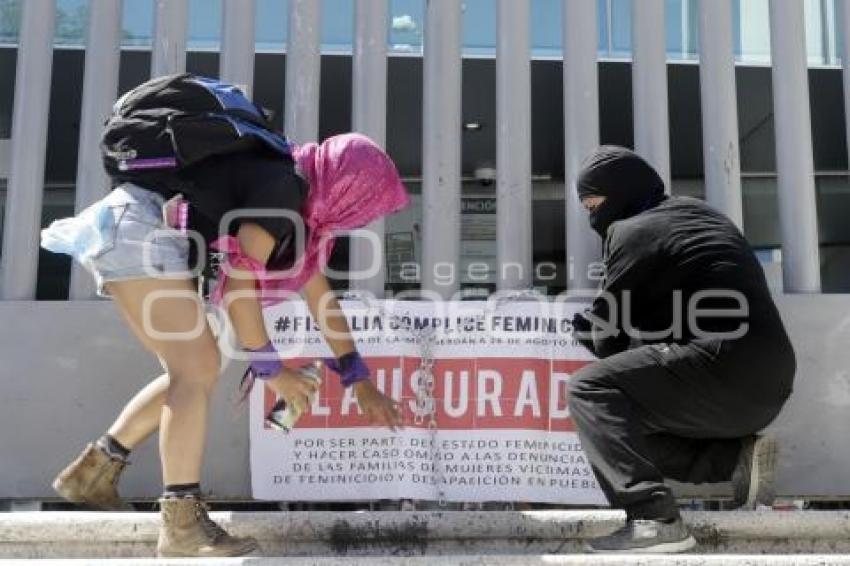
{"left": 0, "top": 557, "right": 849, "bottom": 566}
{"left": 2, "top": 510, "right": 850, "bottom": 559}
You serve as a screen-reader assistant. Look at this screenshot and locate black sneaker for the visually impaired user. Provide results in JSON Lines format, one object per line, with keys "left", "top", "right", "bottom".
{"left": 732, "top": 435, "right": 777, "bottom": 509}
{"left": 585, "top": 518, "right": 696, "bottom": 554}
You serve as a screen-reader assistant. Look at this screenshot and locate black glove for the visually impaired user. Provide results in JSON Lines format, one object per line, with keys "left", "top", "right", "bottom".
{"left": 571, "top": 311, "right": 596, "bottom": 354}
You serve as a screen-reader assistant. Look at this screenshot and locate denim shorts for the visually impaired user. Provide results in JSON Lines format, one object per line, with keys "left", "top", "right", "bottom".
{"left": 41, "top": 183, "right": 191, "bottom": 296}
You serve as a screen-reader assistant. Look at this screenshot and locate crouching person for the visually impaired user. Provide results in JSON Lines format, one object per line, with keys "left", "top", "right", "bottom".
{"left": 568, "top": 147, "right": 795, "bottom": 554}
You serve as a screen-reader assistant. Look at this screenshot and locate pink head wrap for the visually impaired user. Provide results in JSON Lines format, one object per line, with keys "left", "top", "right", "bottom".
{"left": 210, "top": 133, "right": 410, "bottom": 306}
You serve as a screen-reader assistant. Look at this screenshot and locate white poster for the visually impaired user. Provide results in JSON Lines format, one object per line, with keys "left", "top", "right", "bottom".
{"left": 250, "top": 300, "right": 606, "bottom": 505}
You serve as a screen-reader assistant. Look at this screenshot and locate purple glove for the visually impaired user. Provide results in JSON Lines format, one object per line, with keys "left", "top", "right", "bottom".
{"left": 325, "top": 351, "right": 371, "bottom": 387}
{"left": 248, "top": 341, "right": 283, "bottom": 381}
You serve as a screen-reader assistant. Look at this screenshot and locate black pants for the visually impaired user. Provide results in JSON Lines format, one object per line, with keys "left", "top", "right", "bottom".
{"left": 568, "top": 339, "right": 793, "bottom": 521}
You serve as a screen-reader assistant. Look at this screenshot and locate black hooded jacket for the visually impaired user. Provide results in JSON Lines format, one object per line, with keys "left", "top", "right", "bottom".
{"left": 577, "top": 146, "right": 666, "bottom": 238}
{"left": 574, "top": 147, "right": 795, "bottom": 384}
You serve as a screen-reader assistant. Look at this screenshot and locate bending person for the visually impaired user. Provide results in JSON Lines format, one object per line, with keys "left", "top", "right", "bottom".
{"left": 43, "top": 132, "right": 408, "bottom": 558}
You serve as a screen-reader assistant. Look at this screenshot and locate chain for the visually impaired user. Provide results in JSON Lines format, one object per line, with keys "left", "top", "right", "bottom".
{"left": 340, "top": 289, "right": 545, "bottom": 507}
{"left": 342, "top": 291, "right": 446, "bottom": 506}
{"left": 486, "top": 287, "right": 546, "bottom": 316}
{"left": 410, "top": 320, "right": 444, "bottom": 506}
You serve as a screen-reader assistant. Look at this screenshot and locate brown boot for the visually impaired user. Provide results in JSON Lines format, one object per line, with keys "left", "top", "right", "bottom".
{"left": 157, "top": 496, "right": 260, "bottom": 558}
{"left": 52, "top": 443, "right": 132, "bottom": 511}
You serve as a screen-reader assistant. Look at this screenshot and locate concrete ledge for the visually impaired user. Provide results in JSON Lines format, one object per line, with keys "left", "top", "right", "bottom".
{"left": 3, "top": 510, "right": 850, "bottom": 558}
{"left": 2, "top": 557, "right": 850, "bottom": 565}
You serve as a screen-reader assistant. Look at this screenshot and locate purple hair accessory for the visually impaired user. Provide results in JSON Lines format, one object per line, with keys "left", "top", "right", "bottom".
{"left": 119, "top": 157, "right": 178, "bottom": 171}
{"left": 325, "top": 351, "right": 371, "bottom": 387}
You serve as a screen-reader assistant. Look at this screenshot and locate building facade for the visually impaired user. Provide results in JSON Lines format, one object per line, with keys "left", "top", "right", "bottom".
{"left": 1, "top": 0, "right": 849, "bottom": 299}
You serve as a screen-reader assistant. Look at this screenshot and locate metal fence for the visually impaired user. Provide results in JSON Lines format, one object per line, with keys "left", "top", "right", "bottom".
{"left": 0, "top": 0, "right": 836, "bottom": 300}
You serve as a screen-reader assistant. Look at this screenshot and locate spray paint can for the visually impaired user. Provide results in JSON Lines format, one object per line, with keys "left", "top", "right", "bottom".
{"left": 266, "top": 360, "right": 323, "bottom": 433}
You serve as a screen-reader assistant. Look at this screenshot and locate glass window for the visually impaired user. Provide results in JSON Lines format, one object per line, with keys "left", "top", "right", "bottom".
{"left": 666, "top": 0, "right": 684, "bottom": 57}
{"left": 189, "top": 0, "right": 222, "bottom": 51}
{"left": 55, "top": 0, "right": 88, "bottom": 46}
{"left": 185, "top": 0, "right": 287, "bottom": 53}
{"left": 732, "top": 0, "right": 841, "bottom": 66}
{"left": 825, "top": 0, "right": 839, "bottom": 65}
{"left": 256, "top": 0, "right": 287, "bottom": 52}
{"left": 463, "top": 0, "right": 496, "bottom": 56}
{"left": 122, "top": 0, "right": 153, "bottom": 47}
{"left": 1, "top": 0, "right": 841, "bottom": 67}
{"left": 531, "top": 0, "right": 562, "bottom": 57}
{"left": 836, "top": 0, "right": 846, "bottom": 65}
{"left": 686, "top": 0, "right": 699, "bottom": 58}
{"left": 177, "top": 0, "right": 356, "bottom": 55}
{"left": 733, "top": 0, "right": 771, "bottom": 64}
{"left": 322, "top": 0, "right": 353, "bottom": 53}
{"left": 805, "top": 0, "right": 826, "bottom": 65}
{"left": 389, "top": 0, "right": 424, "bottom": 54}
{"left": 665, "top": 0, "right": 698, "bottom": 60}
{"left": 610, "top": 0, "right": 631, "bottom": 57}
{"left": 599, "top": 0, "right": 700, "bottom": 61}
{"left": 532, "top": 0, "right": 613, "bottom": 59}
{"left": 597, "top": 0, "right": 608, "bottom": 55}
{"left": 1, "top": 0, "right": 120, "bottom": 48}
{"left": 805, "top": 0, "right": 841, "bottom": 66}
{"left": 0, "top": 0, "right": 20, "bottom": 45}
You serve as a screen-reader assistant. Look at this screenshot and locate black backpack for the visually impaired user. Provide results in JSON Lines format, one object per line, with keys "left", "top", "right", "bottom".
{"left": 101, "top": 73, "right": 291, "bottom": 188}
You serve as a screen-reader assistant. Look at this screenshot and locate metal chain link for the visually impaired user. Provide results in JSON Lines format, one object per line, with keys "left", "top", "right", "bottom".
{"left": 342, "top": 291, "right": 446, "bottom": 506}
{"left": 340, "top": 289, "right": 544, "bottom": 507}
{"left": 487, "top": 287, "right": 547, "bottom": 315}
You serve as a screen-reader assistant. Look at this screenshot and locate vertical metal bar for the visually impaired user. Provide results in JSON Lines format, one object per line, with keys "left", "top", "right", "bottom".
{"left": 842, "top": 0, "right": 850, "bottom": 168}
{"left": 564, "top": 0, "right": 602, "bottom": 291}
{"left": 0, "top": 0, "right": 55, "bottom": 300}
{"left": 352, "top": 0, "right": 388, "bottom": 149}
{"left": 496, "top": 0, "right": 532, "bottom": 291}
{"left": 698, "top": 0, "right": 744, "bottom": 229}
{"left": 821, "top": 0, "right": 833, "bottom": 65}
{"left": 631, "top": 0, "right": 672, "bottom": 190}
{"left": 285, "top": 0, "right": 322, "bottom": 144}
{"left": 350, "top": 0, "right": 389, "bottom": 295}
{"left": 69, "top": 0, "right": 124, "bottom": 300}
{"left": 769, "top": 0, "right": 822, "bottom": 292}
{"left": 220, "top": 0, "right": 256, "bottom": 96}
{"left": 151, "top": 0, "right": 189, "bottom": 78}
{"left": 421, "top": 0, "right": 462, "bottom": 298}
{"left": 826, "top": 0, "right": 838, "bottom": 65}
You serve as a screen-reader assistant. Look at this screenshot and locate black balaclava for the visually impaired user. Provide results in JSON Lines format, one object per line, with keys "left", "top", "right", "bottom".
{"left": 576, "top": 146, "right": 667, "bottom": 238}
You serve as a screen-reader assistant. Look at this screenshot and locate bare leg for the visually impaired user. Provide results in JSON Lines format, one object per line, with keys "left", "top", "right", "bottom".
{"left": 99, "top": 288, "right": 173, "bottom": 450}
{"left": 101, "top": 278, "right": 258, "bottom": 557}
{"left": 107, "top": 373, "right": 168, "bottom": 450}
{"left": 103, "top": 222, "right": 278, "bottom": 453}
{"left": 106, "top": 277, "right": 220, "bottom": 485}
